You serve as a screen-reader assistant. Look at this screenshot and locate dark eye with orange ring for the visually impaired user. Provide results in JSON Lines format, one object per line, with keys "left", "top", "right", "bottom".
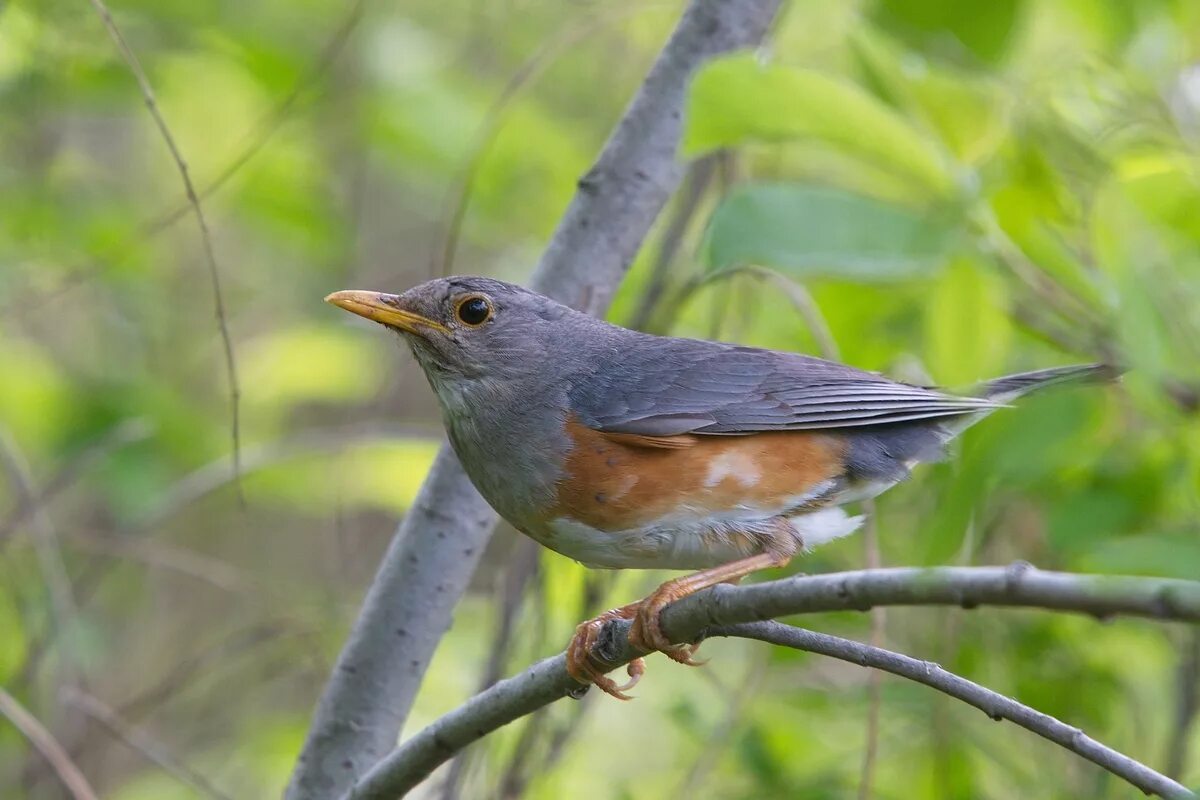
{"left": 455, "top": 295, "right": 493, "bottom": 326}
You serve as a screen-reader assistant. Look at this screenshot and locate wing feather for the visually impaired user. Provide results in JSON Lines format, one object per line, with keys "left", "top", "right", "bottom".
{"left": 570, "top": 335, "right": 998, "bottom": 436}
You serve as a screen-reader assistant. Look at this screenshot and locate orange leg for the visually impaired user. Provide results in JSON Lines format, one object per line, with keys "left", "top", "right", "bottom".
{"left": 627, "top": 551, "right": 789, "bottom": 661}
{"left": 566, "top": 551, "right": 790, "bottom": 699}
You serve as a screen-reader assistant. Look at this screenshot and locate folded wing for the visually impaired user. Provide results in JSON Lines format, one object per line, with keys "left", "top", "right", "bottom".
{"left": 570, "top": 337, "right": 999, "bottom": 436}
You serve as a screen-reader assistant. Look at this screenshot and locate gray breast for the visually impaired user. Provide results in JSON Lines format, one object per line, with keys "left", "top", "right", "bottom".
{"left": 436, "top": 374, "right": 572, "bottom": 532}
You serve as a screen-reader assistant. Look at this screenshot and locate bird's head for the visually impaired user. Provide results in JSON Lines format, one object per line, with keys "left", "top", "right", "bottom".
{"left": 326, "top": 276, "right": 588, "bottom": 399}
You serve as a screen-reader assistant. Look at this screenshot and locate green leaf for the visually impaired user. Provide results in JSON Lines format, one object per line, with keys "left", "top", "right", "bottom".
{"left": 923, "top": 256, "right": 1012, "bottom": 385}
{"left": 870, "top": 0, "right": 1025, "bottom": 65}
{"left": 702, "top": 183, "right": 958, "bottom": 280}
{"left": 851, "top": 32, "right": 1013, "bottom": 165}
{"left": 685, "top": 54, "right": 953, "bottom": 196}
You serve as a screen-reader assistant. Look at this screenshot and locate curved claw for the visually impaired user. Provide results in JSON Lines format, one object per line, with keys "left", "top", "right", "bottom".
{"left": 660, "top": 644, "right": 707, "bottom": 667}
{"left": 613, "top": 657, "right": 645, "bottom": 693}
{"left": 565, "top": 606, "right": 642, "bottom": 700}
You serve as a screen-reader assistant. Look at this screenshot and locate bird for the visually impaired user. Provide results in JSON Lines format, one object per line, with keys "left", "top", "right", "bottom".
{"left": 326, "top": 276, "right": 1117, "bottom": 699}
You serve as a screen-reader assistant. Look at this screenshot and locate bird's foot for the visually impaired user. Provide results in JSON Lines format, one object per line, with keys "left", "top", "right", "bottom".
{"left": 565, "top": 604, "right": 646, "bottom": 701}
{"left": 566, "top": 552, "right": 789, "bottom": 699}
{"left": 627, "top": 579, "right": 707, "bottom": 667}
{"left": 565, "top": 581, "right": 706, "bottom": 700}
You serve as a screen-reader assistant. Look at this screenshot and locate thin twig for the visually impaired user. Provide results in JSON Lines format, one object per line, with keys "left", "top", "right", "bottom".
{"left": 0, "top": 418, "right": 152, "bottom": 545}
{"left": 133, "top": 423, "right": 437, "bottom": 533}
{"left": 65, "top": 530, "right": 251, "bottom": 594}
{"left": 1167, "top": 629, "right": 1200, "bottom": 780}
{"left": 752, "top": 271, "right": 889, "bottom": 799}
{"left": 0, "top": 428, "right": 83, "bottom": 686}
{"left": 490, "top": 570, "right": 616, "bottom": 799}
{"left": 741, "top": 265, "right": 841, "bottom": 362}
{"left": 141, "top": 0, "right": 369, "bottom": 239}
{"left": 0, "top": 688, "right": 98, "bottom": 800}
{"left": 439, "top": 538, "right": 540, "bottom": 800}
{"left": 42, "top": 623, "right": 314, "bottom": 793}
{"left": 87, "top": 0, "right": 243, "bottom": 500}
{"left": 973, "top": 209, "right": 1110, "bottom": 350}
{"left": 343, "top": 566, "right": 1200, "bottom": 799}
{"left": 434, "top": 4, "right": 654, "bottom": 278}
{"left": 858, "top": 503, "right": 885, "bottom": 800}
{"left": 63, "top": 689, "right": 236, "bottom": 800}
{"left": 626, "top": 153, "right": 718, "bottom": 331}
{"left": 9, "top": 0, "right": 368, "bottom": 319}
{"left": 712, "top": 622, "right": 1194, "bottom": 800}
{"left": 8, "top": 537, "right": 256, "bottom": 693}
{"left": 115, "top": 622, "right": 305, "bottom": 723}
{"left": 673, "top": 652, "right": 767, "bottom": 796}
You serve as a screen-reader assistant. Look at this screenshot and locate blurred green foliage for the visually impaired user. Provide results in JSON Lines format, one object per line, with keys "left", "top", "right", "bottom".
{"left": 1, "top": 0, "right": 1199, "bottom": 797}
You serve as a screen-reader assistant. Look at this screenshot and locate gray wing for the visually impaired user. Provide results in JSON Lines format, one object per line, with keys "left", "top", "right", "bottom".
{"left": 569, "top": 335, "right": 1000, "bottom": 436}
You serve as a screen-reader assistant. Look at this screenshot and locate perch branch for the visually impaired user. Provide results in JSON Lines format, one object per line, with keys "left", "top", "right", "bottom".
{"left": 285, "top": 1, "right": 782, "bottom": 797}
{"left": 712, "top": 622, "right": 1195, "bottom": 800}
{"left": 344, "top": 565, "right": 1200, "bottom": 798}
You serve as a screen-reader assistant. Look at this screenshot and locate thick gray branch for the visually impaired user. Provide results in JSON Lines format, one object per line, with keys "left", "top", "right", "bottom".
{"left": 344, "top": 566, "right": 1200, "bottom": 798}
{"left": 285, "top": 2, "right": 781, "bottom": 797}
{"left": 714, "top": 621, "right": 1195, "bottom": 800}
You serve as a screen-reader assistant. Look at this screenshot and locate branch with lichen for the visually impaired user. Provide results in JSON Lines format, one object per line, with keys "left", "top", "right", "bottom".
{"left": 342, "top": 565, "right": 1200, "bottom": 800}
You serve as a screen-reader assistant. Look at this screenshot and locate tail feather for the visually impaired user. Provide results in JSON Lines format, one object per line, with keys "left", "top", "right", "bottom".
{"left": 975, "top": 363, "right": 1122, "bottom": 404}
{"left": 840, "top": 362, "right": 1120, "bottom": 497}
{"left": 937, "top": 363, "right": 1121, "bottom": 439}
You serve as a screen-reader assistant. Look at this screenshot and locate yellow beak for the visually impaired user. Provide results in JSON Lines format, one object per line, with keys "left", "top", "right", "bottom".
{"left": 324, "top": 290, "right": 449, "bottom": 335}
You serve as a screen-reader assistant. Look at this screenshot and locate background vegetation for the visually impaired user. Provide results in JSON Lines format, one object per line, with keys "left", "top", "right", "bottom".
{"left": 2, "top": 0, "right": 1199, "bottom": 797}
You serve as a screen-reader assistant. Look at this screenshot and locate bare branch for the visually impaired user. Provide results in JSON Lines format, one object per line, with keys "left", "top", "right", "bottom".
{"left": 527, "top": 0, "right": 782, "bottom": 315}
{"left": 65, "top": 529, "right": 252, "bottom": 594}
{"left": 1167, "top": 629, "right": 1200, "bottom": 780}
{"left": 434, "top": 5, "right": 649, "bottom": 278}
{"left": 141, "top": 0, "right": 368, "bottom": 238}
{"left": 133, "top": 424, "right": 438, "bottom": 533}
{"left": 0, "top": 428, "right": 83, "bottom": 686}
{"left": 711, "top": 621, "right": 1195, "bottom": 800}
{"left": 626, "top": 153, "right": 719, "bottom": 331}
{"left": 63, "top": 689, "right": 235, "bottom": 800}
{"left": 439, "top": 538, "right": 540, "bottom": 800}
{"left": 0, "top": 418, "right": 151, "bottom": 545}
{"left": 345, "top": 566, "right": 1200, "bottom": 798}
{"left": 673, "top": 652, "right": 767, "bottom": 795}
{"left": 740, "top": 265, "right": 842, "bottom": 362}
{"left": 86, "top": 0, "right": 243, "bottom": 498}
{"left": 858, "top": 504, "right": 885, "bottom": 800}
{"left": 0, "top": 688, "right": 97, "bottom": 800}
{"left": 286, "top": 2, "right": 782, "bottom": 797}
{"left": 8, "top": 0, "right": 367, "bottom": 319}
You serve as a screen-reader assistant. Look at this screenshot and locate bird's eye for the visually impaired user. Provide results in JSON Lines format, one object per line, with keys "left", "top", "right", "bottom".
{"left": 455, "top": 295, "right": 493, "bottom": 327}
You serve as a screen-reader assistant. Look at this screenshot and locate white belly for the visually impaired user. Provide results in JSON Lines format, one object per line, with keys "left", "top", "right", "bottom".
{"left": 541, "top": 506, "right": 864, "bottom": 570}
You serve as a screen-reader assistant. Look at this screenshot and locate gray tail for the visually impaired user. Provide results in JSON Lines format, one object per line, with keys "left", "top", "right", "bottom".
{"left": 975, "top": 363, "right": 1122, "bottom": 403}
{"left": 842, "top": 363, "right": 1121, "bottom": 484}
{"left": 938, "top": 363, "right": 1120, "bottom": 439}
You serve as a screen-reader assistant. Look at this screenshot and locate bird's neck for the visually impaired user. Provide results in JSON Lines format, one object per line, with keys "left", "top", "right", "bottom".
{"left": 435, "top": 374, "right": 571, "bottom": 529}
